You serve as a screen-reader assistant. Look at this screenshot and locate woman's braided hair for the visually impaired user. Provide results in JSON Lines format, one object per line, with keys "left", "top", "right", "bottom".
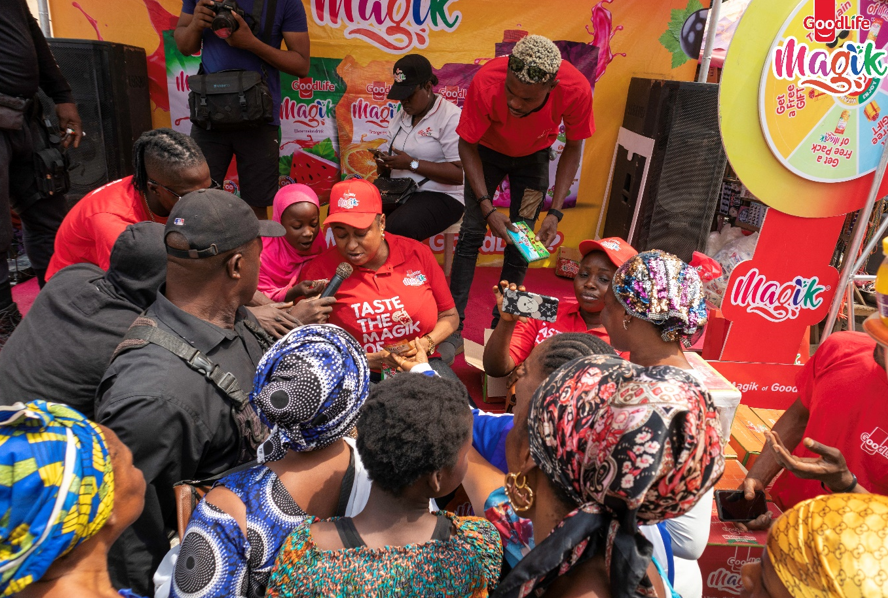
{"left": 538, "top": 332, "right": 617, "bottom": 376}
{"left": 132, "top": 128, "right": 205, "bottom": 194}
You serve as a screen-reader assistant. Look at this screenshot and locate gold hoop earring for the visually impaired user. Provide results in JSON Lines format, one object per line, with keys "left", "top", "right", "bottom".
{"left": 504, "top": 471, "right": 535, "bottom": 512}
{"left": 623, "top": 318, "right": 630, "bottom": 330}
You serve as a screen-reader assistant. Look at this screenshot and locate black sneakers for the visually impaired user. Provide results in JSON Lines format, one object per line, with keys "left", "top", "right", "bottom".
{"left": 0, "top": 302, "right": 22, "bottom": 351}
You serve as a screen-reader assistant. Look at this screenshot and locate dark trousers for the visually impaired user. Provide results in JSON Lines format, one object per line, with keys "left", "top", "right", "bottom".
{"left": 449, "top": 145, "right": 550, "bottom": 330}
{"left": 384, "top": 190, "right": 464, "bottom": 241}
{"left": 0, "top": 109, "right": 67, "bottom": 305}
{"left": 191, "top": 124, "right": 280, "bottom": 208}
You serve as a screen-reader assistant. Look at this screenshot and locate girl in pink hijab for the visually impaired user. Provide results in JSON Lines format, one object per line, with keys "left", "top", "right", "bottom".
{"left": 258, "top": 184, "right": 327, "bottom": 302}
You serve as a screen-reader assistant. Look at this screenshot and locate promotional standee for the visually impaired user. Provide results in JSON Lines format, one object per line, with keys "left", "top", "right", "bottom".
{"left": 48, "top": 0, "right": 704, "bottom": 266}
{"left": 714, "top": 0, "right": 888, "bottom": 407}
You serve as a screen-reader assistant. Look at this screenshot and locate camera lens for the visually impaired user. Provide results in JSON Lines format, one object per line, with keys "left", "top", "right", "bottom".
{"left": 211, "top": 12, "right": 238, "bottom": 38}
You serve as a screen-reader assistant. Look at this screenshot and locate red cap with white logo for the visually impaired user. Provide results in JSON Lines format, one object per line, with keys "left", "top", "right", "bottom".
{"left": 578, "top": 237, "right": 638, "bottom": 268}
{"left": 325, "top": 178, "right": 382, "bottom": 229}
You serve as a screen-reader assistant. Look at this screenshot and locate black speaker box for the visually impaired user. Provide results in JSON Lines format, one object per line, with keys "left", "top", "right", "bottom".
{"left": 45, "top": 39, "right": 152, "bottom": 204}
{"left": 602, "top": 78, "right": 727, "bottom": 261}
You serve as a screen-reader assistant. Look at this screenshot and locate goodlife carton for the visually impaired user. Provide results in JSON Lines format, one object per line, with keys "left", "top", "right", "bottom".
{"left": 750, "top": 407, "right": 784, "bottom": 429}
{"left": 730, "top": 405, "right": 769, "bottom": 468}
{"left": 699, "top": 460, "right": 782, "bottom": 598}
{"left": 463, "top": 329, "right": 509, "bottom": 403}
{"left": 554, "top": 246, "right": 582, "bottom": 279}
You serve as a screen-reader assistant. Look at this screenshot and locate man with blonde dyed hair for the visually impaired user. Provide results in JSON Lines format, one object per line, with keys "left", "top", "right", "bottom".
{"left": 440, "top": 34, "right": 595, "bottom": 363}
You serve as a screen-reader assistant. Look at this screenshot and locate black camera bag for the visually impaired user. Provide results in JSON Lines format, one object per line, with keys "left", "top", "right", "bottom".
{"left": 187, "top": 0, "right": 278, "bottom": 131}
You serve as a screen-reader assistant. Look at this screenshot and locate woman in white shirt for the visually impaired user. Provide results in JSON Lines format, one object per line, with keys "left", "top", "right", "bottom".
{"left": 375, "top": 54, "right": 464, "bottom": 241}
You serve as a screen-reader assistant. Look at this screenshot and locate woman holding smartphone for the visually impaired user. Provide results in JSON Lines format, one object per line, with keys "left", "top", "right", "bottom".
{"left": 374, "top": 54, "right": 464, "bottom": 242}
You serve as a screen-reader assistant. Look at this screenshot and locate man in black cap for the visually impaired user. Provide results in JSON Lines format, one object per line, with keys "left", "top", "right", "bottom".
{"left": 95, "top": 189, "right": 283, "bottom": 593}
{"left": 372, "top": 54, "right": 464, "bottom": 241}
{"left": 0, "top": 222, "right": 166, "bottom": 418}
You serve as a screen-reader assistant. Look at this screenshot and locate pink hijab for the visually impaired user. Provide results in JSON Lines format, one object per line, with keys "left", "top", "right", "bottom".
{"left": 258, "top": 184, "right": 326, "bottom": 302}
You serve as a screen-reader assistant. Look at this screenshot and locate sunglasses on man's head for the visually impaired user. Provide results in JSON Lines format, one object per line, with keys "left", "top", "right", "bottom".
{"left": 148, "top": 178, "right": 222, "bottom": 200}
{"left": 508, "top": 54, "right": 555, "bottom": 84}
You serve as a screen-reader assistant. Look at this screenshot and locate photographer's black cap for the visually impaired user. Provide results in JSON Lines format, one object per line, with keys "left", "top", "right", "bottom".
{"left": 164, "top": 189, "right": 284, "bottom": 259}
{"left": 387, "top": 54, "right": 433, "bottom": 101}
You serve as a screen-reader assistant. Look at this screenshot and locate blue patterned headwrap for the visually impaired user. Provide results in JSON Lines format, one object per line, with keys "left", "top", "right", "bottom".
{"left": 0, "top": 401, "right": 114, "bottom": 596}
{"left": 250, "top": 324, "right": 370, "bottom": 463}
{"left": 612, "top": 250, "right": 708, "bottom": 347}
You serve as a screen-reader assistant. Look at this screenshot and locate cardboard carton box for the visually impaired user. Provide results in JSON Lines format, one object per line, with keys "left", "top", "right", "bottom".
{"left": 554, "top": 246, "right": 582, "bottom": 279}
{"left": 750, "top": 407, "right": 784, "bottom": 429}
{"left": 724, "top": 443, "right": 738, "bottom": 461}
{"left": 463, "top": 329, "right": 509, "bottom": 403}
{"left": 716, "top": 459, "right": 747, "bottom": 490}
{"left": 730, "top": 405, "right": 769, "bottom": 468}
{"left": 699, "top": 499, "right": 781, "bottom": 598}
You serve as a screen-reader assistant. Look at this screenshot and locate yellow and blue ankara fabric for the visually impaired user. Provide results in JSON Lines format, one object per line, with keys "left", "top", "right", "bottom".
{"left": 0, "top": 400, "right": 114, "bottom": 596}
{"left": 768, "top": 493, "right": 888, "bottom": 598}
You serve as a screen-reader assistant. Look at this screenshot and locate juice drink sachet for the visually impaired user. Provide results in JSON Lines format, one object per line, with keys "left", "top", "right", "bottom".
{"left": 279, "top": 58, "right": 346, "bottom": 205}
{"left": 876, "top": 237, "right": 888, "bottom": 326}
{"left": 336, "top": 56, "right": 397, "bottom": 182}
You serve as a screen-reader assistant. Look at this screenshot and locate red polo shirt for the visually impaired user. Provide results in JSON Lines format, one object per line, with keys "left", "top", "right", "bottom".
{"left": 47, "top": 176, "right": 166, "bottom": 280}
{"left": 770, "top": 332, "right": 888, "bottom": 510}
{"left": 299, "top": 234, "right": 455, "bottom": 357}
{"left": 456, "top": 56, "right": 595, "bottom": 157}
{"left": 508, "top": 301, "right": 616, "bottom": 365}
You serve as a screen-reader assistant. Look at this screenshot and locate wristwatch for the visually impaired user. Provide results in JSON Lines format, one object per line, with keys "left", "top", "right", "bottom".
{"left": 409, "top": 159, "right": 420, "bottom": 172}
{"left": 547, "top": 208, "right": 564, "bottom": 222}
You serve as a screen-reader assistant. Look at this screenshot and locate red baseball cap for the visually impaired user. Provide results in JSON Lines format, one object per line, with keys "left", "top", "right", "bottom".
{"left": 578, "top": 237, "right": 638, "bottom": 268}
{"left": 326, "top": 178, "right": 382, "bottom": 229}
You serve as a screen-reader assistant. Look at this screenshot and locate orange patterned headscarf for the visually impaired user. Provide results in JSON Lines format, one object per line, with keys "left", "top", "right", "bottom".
{"left": 768, "top": 493, "right": 888, "bottom": 598}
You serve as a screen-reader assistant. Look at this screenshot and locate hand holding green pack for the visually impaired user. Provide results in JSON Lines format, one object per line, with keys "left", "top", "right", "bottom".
{"left": 506, "top": 221, "right": 550, "bottom": 264}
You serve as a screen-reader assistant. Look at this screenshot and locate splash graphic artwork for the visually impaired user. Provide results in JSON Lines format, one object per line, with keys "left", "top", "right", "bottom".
{"left": 73, "top": 0, "right": 177, "bottom": 112}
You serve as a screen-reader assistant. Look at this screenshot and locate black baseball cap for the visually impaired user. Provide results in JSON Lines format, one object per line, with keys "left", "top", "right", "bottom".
{"left": 387, "top": 55, "right": 434, "bottom": 101}
{"left": 164, "top": 189, "right": 284, "bottom": 259}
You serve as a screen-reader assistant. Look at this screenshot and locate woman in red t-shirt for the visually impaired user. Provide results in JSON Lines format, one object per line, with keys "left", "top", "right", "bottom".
{"left": 482, "top": 237, "right": 636, "bottom": 377}
{"left": 298, "top": 179, "right": 458, "bottom": 376}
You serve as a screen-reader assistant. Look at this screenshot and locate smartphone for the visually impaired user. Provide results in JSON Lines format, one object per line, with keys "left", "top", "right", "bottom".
{"left": 505, "top": 221, "right": 550, "bottom": 264}
{"left": 502, "top": 288, "right": 559, "bottom": 323}
{"left": 715, "top": 490, "right": 768, "bottom": 522}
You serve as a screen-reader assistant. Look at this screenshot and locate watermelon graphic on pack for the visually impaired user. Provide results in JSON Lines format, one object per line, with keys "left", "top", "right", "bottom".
{"left": 289, "top": 148, "right": 339, "bottom": 205}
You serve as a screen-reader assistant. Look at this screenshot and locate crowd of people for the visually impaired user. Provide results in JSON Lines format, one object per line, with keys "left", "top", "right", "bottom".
{"left": 2, "top": 0, "right": 888, "bottom": 596}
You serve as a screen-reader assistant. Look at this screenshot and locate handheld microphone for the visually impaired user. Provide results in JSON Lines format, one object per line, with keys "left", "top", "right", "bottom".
{"left": 320, "top": 262, "right": 354, "bottom": 299}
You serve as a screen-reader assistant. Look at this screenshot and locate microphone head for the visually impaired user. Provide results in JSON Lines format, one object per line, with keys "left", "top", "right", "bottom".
{"left": 335, "top": 262, "right": 354, "bottom": 279}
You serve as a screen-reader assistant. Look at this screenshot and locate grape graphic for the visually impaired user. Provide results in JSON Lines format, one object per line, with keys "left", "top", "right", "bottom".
{"left": 659, "top": 0, "right": 703, "bottom": 68}
{"left": 680, "top": 8, "right": 708, "bottom": 59}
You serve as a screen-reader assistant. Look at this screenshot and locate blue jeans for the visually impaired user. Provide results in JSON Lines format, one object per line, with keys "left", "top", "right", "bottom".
{"left": 449, "top": 144, "right": 550, "bottom": 330}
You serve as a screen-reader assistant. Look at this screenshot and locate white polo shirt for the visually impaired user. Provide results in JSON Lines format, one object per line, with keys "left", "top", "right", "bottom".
{"left": 382, "top": 95, "right": 464, "bottom": 205}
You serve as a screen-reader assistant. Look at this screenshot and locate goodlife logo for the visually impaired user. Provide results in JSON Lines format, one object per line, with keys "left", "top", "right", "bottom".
{"left": 728, "top": 268, "right": 827, "bottom": 323}
{"left": 366, "top": 81, "right": 392, "bottom": 101}
{"left": 293, "top": 77, "right": 336, "bottom": 99}
{"left": 807, "top": 0, "right": 871, "bottom": 42}
{"left": 771, "top": 0, "right": 887, "bottom": 95}
{"left": 861, "top": 426, "right": 888, "bottom": 458}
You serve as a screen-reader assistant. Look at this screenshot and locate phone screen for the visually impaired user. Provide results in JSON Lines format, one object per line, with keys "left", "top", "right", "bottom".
{"left": 715, "top": 490, "right": 767, "bottom": 522}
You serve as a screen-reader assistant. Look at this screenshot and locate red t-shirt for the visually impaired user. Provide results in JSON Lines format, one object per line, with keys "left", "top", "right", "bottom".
{"left": 456, "top": 56, "right": 595, "bottom": 157}
{"left": 770, "top": 331, "right": 888, "bottom": 510}
{"left": 47, "top": 176, "right": 166, "bottom": 280}
{"left": 299, "top": 234, "right": 455, "bottom": 358}
{"left": 508, "top": 301, "right": 615, "bottom": 366}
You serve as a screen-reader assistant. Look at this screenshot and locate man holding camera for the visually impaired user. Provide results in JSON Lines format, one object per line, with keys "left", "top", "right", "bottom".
{"left": 174, "top": 0, "right": 309, "bottom": 219}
